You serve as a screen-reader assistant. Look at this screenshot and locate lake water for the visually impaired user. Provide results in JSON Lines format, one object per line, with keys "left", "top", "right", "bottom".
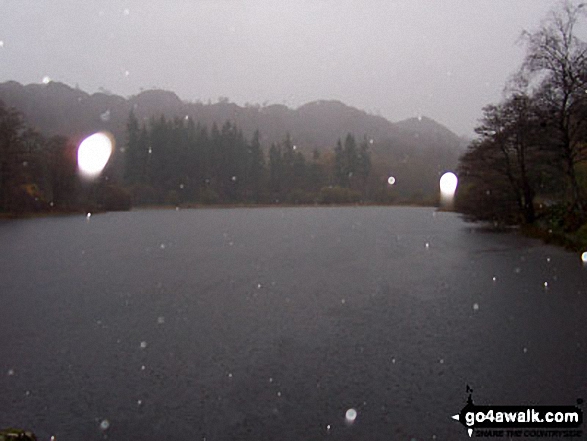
{"left": 1, "top": 207, "right": 586, "bottom": 440}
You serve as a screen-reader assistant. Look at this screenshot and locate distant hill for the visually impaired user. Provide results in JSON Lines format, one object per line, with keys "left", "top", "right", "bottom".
{"left": 0, "top": 80, "right": 466, "bottom": 199}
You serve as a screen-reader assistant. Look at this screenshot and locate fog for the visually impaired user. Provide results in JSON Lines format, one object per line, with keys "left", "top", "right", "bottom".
{"left": 0, "top": 0, "right": 561, "bottom": 135}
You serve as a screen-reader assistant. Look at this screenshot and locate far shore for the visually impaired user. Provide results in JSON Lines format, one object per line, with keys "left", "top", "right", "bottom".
{"left": 0, "top": 201, "right": 439, "bottom": 220}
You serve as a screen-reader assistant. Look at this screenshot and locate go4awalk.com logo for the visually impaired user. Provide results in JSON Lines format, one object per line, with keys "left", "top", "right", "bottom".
{"left": 451, "top": 386, "right": 583, "bottom": 438}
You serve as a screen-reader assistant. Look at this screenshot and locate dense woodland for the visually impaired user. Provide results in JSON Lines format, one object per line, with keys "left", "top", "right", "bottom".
{"left": 455, "top": 0, "right": 587, "bottom": 244}
{"left": 123, "top": 112, "right": 376, "bottom": 206}
{"left": 0, "top": 99, "right": 425, "bottom": 214}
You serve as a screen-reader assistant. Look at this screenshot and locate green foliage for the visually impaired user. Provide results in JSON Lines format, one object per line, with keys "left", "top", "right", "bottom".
{"left": 285, "top": 189, "right": 316, "bottom": 204}
{"left": 318, "top": 186, "right": 362, "bottom": 204}
{"left": 373, "top": 187, "right": 397, "bottom": 204}
{"left": 129, "top": 183, "right": 159, "bottom": 205}
{"left": 198, "top": 188, "right": 220, "bottom": 205}
{"left": 0, "top": 101, "right": 83, "bottom": 214}
{"left": 97, "top": 184, "right": 132, "bottom": 211}
{"left": 575, "top": 222, "right": 587, "bottom": 248}
{"left": 165, "top": 190, "right": 180, "bottom": 206}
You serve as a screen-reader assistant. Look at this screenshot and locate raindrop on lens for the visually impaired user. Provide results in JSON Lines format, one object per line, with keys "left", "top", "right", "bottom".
{"left": 439, "top": 172, "right": 458, "bottom": 198}
{"left": 140, "top": 341, "right": 147, "bottom": 349}
{"left": 345, "top": 408, "right": 357, "bottom": 424}
{"left": 77, "top": 132, "right": 113, "bottom": 177}
{"left": 99, "top": 420, "right": 110, "bottom": 431}
{"left": 473, "top": 303, "right": 479, "bottom": 311}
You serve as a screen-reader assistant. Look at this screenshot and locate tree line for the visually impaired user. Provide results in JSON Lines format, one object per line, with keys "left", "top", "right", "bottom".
{"left": 2, "top": 97, "right": 405, "bottom": 214}
{"left": 456, "top": 0, "right": 587, "bottom": 234}
{"left": 0, "top": 100, "right": 80, "bottom": 213}
{"left": 123, "top": 111, "right": 377, "bottom": 206}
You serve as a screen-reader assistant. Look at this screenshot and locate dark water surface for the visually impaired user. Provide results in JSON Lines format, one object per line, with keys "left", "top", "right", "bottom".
{"left": 1, "top": 207, "right": 586, "bottom": 440}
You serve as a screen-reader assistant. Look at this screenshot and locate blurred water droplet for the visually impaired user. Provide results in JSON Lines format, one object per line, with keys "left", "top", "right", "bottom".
{"left": 140, "top": 341, "right": 147, "bottom": 349}
{"left": 269, "top": 377, "right": 273, "bottom": 383}
{"left": 523, "top": 347, "right": 528, "bottom": 353}
{"left": 141, "top": 365, "right": 145, "bottom": 371}
{"left": 100, "top": 109, "right": 111, "bottom": 122}
{"left": 391, "top": 358, "right": 396, "bottom": 364}
{"left": 137, "top": 399, "right": 142, "bottom": 406}
{"left": 77, "top": 132, "right": 113, "bottom": 177}
{"left": 341, "top": 299, "right": 346, "bottom": 304}
{"left": 25, "top": 390, "right": 31, "bottom": 396}
{"left": 582, "top": 252, "right": 587, "bottom": 264}
{"left": 231, "top": 176, "right": 237, "bottom": 181}
{"left": 439, "top": 358, "right": 444, "bottom": 364}
{"left": 228, "top": 373, "right": 233, "bottom": 378}
{"left": 86, "top": 212, "right": 91, "bottom": 219}
{"left": 473, "top": 303, "right": 479, "bottom": 311}
{"left": 425, "top": 242, "right": 430, "bottom": 249}
{"left": 257, "top": 283, "right": 262, "bottom": 289}
{"left": 7, "top": 369, "right": 14, "bottom": 376}
{"left": 326, "top": 424, "right": 331, "bottom": 431}
{"left": 492, "top": 276, "right": 497, "bottom": 282}
{"left": 99, "top": 419, "right": 110, "bottom": 431}
{"left": 157, "top": 316, "right": 165, "bottom": 324}
{"left": 123, "top": 8, "right": 130, "bottom": 15}
{"left": 0, "top": 41, "right": 4, "bottom": 48}
{"left": 543, "top": 281, "right": 549, "bottom": 288}
{"left": 345, "top": 408, "right": 357, "bottom": 423}
{"left": 42, "top": 76, "right": 51, "bottom": 84}
{"left": 277, "top": 391, "right": 282, "bottom": 397}
{"left": 546, "top": 257, "right": 551, "bottom": 263}
{"left": 179, "top": 184, "right": 184, "bottom": 189}
{"left": 160, "top": 243, "right": 166, "bottom": 249}
{"left": 387, "top": 176, "right": 396, "bottom": 185}
{"left": 514, "top": 267, "right": 521, "bottom": 274}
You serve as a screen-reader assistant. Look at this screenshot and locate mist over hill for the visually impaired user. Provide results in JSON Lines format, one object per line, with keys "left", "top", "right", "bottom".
{"left": 0, "top": 80, "right": 466, "bottom": 202}
{"left": 0, "top": 81, "right": 464, "bottom": 150}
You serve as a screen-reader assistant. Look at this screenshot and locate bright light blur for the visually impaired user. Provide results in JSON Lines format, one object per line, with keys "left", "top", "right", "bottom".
{"left": 345, "top": 408, "right": 357, "bottom": 424}
{"left": 582, "top": 252, "right": 587, "bottom": 264}
{"left": 387, "top": 176, "right": 396, "bottom": 185}
{"left": 77, "top": 132, "right": 114, "bottom": 177}
{"left": 439, "top": 172, "right": 458, "bottom": 197}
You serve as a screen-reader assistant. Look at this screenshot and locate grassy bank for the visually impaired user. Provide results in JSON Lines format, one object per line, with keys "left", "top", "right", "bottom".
{"left": 520, "top": 223, "right": 587, "bottom": 252}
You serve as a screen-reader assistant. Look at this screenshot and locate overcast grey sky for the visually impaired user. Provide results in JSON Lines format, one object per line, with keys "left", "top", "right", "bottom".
{"left": 0, "top": 1, "right": 569, "bottom": 136}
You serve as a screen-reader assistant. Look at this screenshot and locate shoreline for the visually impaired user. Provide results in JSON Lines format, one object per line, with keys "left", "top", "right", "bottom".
{"left": 0, "top": 202, "right": 439, "bottom": 219}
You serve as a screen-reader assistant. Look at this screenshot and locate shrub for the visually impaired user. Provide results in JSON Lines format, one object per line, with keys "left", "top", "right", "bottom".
{"left": 98, "top": 185, "right": 132, "bottom": 211}
{"left": 318, "top": 186, "right": 362, "bottom": 204}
